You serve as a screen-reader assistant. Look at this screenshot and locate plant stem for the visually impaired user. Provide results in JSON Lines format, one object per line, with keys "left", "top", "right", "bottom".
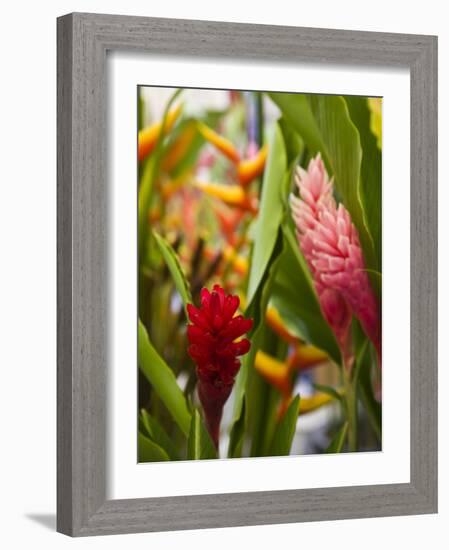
{"left": 344, "top": 371, "right": 358, "bottom": 452}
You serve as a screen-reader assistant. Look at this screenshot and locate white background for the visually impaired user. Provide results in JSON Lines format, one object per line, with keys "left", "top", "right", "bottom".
{"left": 0, "top": 1, "right": 444, "bottom": 549}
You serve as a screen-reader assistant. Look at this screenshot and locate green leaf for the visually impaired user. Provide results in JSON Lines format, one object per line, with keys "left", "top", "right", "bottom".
{"left": 352, "top": 330, "right": 369, "bottom": 384}
{"left": 278, "top": 116, "right": 304, "bottom": 165}
{"left": 247, "top": 324, "right": 282, "bottom": 457}
{"left": 357, "top": 343, "right": 382, "bottom": 441}
{"left": 227, "top": 399, "right": 246, "bottom": 458}
{"left": 140, "top": 409, "right": 180, "bottom": 460}
{"left": 268, "top": 93, "right": 324, "bottom": 156}
{"left": 138, "top": 155, "right": 156, "bottom": 260}
{"left": 246, "top": 122, "right": 287, "bottom": 305}
{"left": 138, "top": 431, "right": 170, "bottom": 462}
{"left": 153, "top": 231, "right": 192, "bottom": 311}
{"left": 367, "top": 98, "right": 382, "bottom": 148}
{"left": 269, "top": 395, "right": 300, "bottom": 456}
{"left": 345, "top": 96, "right": 382, "bottom": 282}
{"left": 230, "top": 124, "right": 296, "bottom": 456}
{"left": 326, "top": 422, "right": 348, "bottom": 454}
{"left": 232, "top": 231, "right": 283, "bottom": 421}
{"left": 259, "top": 373, "right": 283, "bottom": 456}
{"left": 367, "top": 272, "right": 382, "bottom": 304}
{"left": 138, "top": 320, "right": 191, "bottom": 436}
{"left": 230, "top": 231, "right": 284, "bottom": 448}
{"left": 270, "top": 222, "right": 341, "bottom": 364}
{"left": 187, "top": 410, "right": 217, "bottom": 460}
{"left": 268, "top": 92, "right": 377, "bottom": 273}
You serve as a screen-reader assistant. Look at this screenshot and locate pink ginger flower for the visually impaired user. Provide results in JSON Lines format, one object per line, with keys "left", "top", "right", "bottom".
{"left": 290, "top": 154, "right": 381, "bottom": 369}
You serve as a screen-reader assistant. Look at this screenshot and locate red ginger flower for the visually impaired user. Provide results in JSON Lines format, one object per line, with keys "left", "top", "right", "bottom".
{"left": 187, "top": 285, "right": 253, "bottom": 447}
{"left": 290, "top": 154, "right": 381, "bottom": 369}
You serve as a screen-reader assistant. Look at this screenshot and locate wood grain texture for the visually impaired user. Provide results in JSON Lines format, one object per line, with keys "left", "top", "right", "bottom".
{"left": 57, "top": 12, "right": 438, "bottom": 536}
{"left": 409, "top": 35, "right": 438, "bottom": 509}
{"left": 57, "top": 13, "right": 74, "bottom": 536}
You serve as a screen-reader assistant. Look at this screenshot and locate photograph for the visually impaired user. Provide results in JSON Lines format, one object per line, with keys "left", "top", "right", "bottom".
{"left": 137, "top": 85, "right": 382, "bottom": 462}
{"left": 0, "top": 2, "right": 440, "bottom": 543}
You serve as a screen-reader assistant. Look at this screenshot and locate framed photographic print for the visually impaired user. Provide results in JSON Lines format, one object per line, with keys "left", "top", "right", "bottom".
{"left": 57, "top": 13, "right": 438, "bottom": 536}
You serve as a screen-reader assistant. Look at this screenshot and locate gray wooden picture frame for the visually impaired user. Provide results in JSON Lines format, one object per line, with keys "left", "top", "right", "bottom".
{"left": 57, "top": 12, "right": 438, "bottom": 537}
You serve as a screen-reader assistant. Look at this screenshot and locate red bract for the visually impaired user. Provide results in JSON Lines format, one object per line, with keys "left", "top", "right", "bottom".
{"left": 187, "top": 284, "right": 253, "bottom": 448}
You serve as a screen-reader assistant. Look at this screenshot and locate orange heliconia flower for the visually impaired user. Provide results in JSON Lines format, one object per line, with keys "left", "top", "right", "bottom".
{"left": 138, "top": 104, "right": 182, "bottom": 162}
{"left": 197, "top": 121, "right": 241, "bottom": 164}
{"left": 193, "top": 180, "right": 259, "bottom": 213}
{"left": 237, "top": 144, "right": 268, "bottom": 186}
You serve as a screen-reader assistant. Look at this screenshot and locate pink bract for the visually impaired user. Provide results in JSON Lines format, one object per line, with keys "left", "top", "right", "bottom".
{"left": 290, "top": 154, "right": 381, "bottom": 368}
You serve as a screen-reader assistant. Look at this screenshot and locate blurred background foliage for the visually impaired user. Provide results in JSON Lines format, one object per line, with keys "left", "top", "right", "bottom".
{"left": 137, "top": 86, "right": 382, "bottom": 462}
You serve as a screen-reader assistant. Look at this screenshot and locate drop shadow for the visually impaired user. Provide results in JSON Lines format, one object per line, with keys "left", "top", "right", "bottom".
{"left": 25, "top": 513, "right": 56, "bottom": 531}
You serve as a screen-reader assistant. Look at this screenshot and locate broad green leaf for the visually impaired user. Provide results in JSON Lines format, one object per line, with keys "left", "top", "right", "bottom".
{"left": 140, "top": 409, "right": 180, "bottom": 460}
{"left": 268, "top": 92, "right": 377, "bottom": 273}
{"left": 230, "top": 231, "right": 284, "bottom": 443}
{"left": 233, "top": 231, "right": 284, "bottom": 421}
{"left": 326, "top": 422, "right": 348, "bottom": 454}
{"left": 187, "top": 410, "right": 217, "bottom": 460}
{"left": 227, "top": 399, "right": 246, "bottom": 458}
{"left": 138, "top": 431, "right": 170, "bottom": 462}
{"left": 246, "top": 122, "right": 287, "bottom": 305}
{"left": 153, "top": 231, "right": 192, "bottom": 311}
{"left": 138, "top": 320, "right": 191, "bottom": 436}
{"left": 345, "top": 96, "right": 382, "bottom": 279}
{"left": 270, "top": 222, "right": 341, "bottom": 364}
{"left": 269, "top": 395, "right": 300, "bottom": 456}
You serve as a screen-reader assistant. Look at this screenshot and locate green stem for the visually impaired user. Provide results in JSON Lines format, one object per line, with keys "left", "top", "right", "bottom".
{"left": 343, "top": 371, "right": 358, "bottom": 452}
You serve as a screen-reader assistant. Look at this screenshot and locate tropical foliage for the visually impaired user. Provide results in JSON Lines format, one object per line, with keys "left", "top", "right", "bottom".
{"left": 138, "top": 87, "right": 382, "bottom": 461}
